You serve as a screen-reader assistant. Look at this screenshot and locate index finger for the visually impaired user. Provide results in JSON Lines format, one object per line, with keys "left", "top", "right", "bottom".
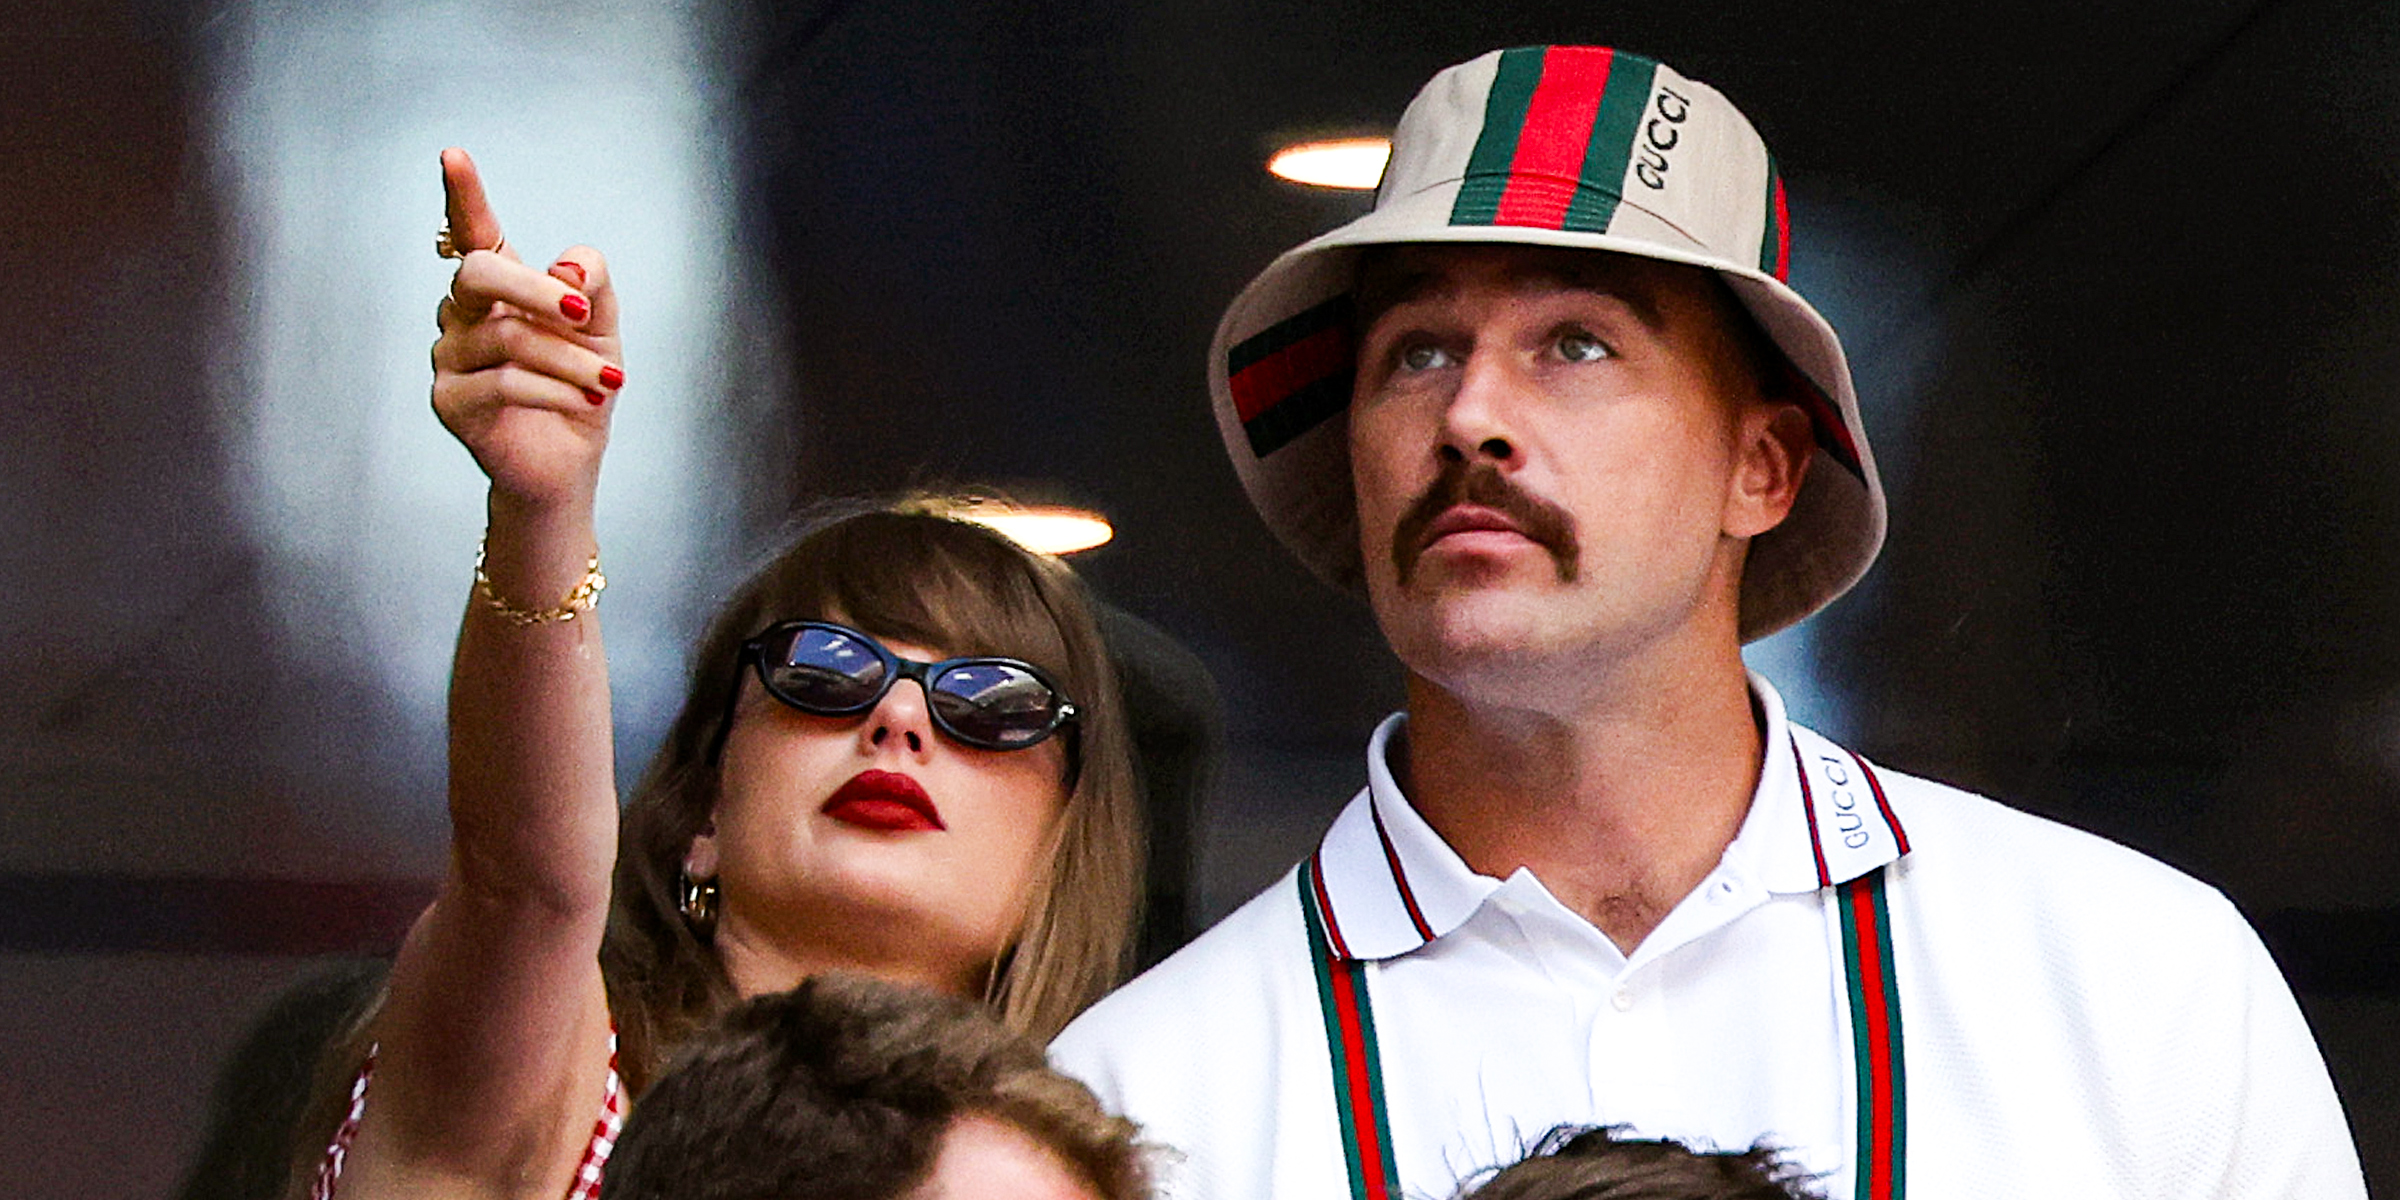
{"left": 441, "top": 147, "right": 508, "bottom": 257}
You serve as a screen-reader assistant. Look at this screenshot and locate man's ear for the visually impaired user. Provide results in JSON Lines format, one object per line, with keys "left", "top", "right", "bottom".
{"left": 1726, "top": 401, "right": 1814, "bottom": 539}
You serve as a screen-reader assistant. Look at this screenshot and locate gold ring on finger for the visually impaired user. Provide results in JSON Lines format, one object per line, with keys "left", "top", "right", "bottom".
{"left": 436, "top": 225, "right": 508, "bottom": 260}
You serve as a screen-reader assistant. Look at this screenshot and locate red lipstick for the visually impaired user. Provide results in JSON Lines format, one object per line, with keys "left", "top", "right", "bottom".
{"left": 821, "top": 770, "right": 944, "bottom": 833}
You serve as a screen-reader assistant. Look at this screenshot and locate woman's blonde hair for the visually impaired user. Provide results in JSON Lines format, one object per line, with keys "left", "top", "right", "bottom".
{"left": 601, "top": 496, "right": 1145, "bottom": 1088}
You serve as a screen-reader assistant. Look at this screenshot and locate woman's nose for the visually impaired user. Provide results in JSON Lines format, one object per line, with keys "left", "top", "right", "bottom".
{"left": 863, "top": 679, "right": 935, "bottom": 756}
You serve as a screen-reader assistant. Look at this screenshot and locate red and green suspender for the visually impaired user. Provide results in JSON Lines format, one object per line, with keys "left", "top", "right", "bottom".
{"left": 1299, "top": 782, "right": 1908, "bottom": 1200}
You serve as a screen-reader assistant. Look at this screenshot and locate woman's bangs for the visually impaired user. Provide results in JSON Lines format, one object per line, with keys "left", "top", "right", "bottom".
{"left": 773, "top": 511, "right": 1075, "bottom": 684}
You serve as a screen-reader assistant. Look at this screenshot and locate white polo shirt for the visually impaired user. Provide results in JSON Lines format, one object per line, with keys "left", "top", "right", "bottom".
{"left": 1052, "top": 678, "right": 2365, "bottom": 1199}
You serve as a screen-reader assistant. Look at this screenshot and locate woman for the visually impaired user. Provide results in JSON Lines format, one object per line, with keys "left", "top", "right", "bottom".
{"left": 292, "top": 149, "right": 1144, "bottom": 1200}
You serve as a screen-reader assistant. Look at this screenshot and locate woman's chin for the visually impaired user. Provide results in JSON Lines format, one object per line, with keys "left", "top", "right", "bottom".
{"left": 772, "top": 869, "right": 1011, "bottom": 970}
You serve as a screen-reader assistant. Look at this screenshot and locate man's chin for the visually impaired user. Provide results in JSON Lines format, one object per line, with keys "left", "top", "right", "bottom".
{"left": 1375, "top": 585, "right": 1564, "bottom": 670}
{"left": 1373, "top": 557, "right": 1565, "bottom": 620}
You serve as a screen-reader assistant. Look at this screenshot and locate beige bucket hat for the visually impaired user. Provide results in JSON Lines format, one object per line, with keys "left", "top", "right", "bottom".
{"left": 1209, "top": 45, "right": 1885, "bottom": 640}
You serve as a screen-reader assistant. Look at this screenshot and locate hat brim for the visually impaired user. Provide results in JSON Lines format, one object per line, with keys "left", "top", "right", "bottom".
{"left": 1208, "top": 181, "right": 1886, "bottom": 641}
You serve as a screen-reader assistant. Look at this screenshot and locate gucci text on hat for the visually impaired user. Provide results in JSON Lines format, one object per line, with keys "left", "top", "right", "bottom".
{"left": 1207, "top": 45, "right": 1886, "bottom": 641}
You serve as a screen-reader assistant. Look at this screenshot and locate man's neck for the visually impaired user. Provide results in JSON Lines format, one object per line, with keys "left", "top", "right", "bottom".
{"left": 1401, "top": 646, "right": 1764, "bottom": 955}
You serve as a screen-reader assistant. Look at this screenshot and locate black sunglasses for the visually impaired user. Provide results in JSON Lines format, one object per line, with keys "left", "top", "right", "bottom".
{"left": 721, "top": 621, "right": 1081, "bottom": 757}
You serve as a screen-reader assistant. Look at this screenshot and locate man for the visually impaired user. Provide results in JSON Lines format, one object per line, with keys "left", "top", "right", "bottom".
{"left": 1050, "top": 46, "right": 2365, "bottom": 1199}
{"left": 602, "top": 974, "right": 1150, "bottom": 1200}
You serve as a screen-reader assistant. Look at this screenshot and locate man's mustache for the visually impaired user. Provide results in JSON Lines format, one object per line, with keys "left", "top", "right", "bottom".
{"left": 1390, "top": 462, "right": 1580, "bottom": 585}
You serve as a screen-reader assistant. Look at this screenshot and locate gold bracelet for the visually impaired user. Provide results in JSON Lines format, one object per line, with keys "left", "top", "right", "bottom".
{"left": 473, "top": 539, "right": 606, "bottom": 626}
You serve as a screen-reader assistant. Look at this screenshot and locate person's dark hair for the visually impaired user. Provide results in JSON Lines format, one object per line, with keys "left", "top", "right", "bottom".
{"left": 180, "top": 961, "right": 387, "bottom": 1200}
{"left": 1456, "top": 1125, "right": 1820, "bottom": 1200}
{"left": 600, "top": 973, "right": 1151, "bottom": 1200}
{"left": 603, "top": 496, "right": 1146, "bottom": 1088}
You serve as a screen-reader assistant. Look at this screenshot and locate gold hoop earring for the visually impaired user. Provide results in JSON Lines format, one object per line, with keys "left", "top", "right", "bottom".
{"left": 678, "top": 867, "right": 719, "bottom": 936}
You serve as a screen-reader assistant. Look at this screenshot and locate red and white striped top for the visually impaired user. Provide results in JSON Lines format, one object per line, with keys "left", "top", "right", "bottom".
{"left": 310, "top": 1035, "right": 623, "bottom": 1200}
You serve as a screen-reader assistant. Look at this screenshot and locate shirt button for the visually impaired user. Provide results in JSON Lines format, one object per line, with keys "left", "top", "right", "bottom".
{"left": 1708, "top": 878, "right": 1740, "bottom": 904}
{"left": 1611, "top": 986, "right": 1634, "bottom": 1012}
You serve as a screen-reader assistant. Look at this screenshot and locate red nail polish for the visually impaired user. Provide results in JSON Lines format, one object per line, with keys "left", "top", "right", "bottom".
{"left": 598, "top": 364, "right": 625, "bottom": 390}
{"left": 583, "top": 388, "right": 607, "bottom": 406}
{"left": 553, "top": 261, "right": 586, "bottom": 289}
{"left": 559, "top": 293, "right": 590, "bottom": 322}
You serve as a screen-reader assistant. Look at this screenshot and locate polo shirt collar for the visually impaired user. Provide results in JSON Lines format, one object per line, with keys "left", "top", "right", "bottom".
{"left": 1308, "top": 675, "right": 1913, "bottom": 962}
{"left": 1300, "top": 714, "right": 1492, "bottom": 962}
{"left": 1741, "top": 674, "right": 1913, "bottom": 895}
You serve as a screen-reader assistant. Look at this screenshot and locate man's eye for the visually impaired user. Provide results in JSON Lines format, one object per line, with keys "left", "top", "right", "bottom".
{"left": 1557, "top": 330, "right": 1612, "bottom": 362}
{"left": 1400, "top": 344, "right": 1455, "bottom": 371}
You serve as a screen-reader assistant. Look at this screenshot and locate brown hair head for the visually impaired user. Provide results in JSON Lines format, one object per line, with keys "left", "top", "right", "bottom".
{"left": 600, "top": 973, "right": 1152, "bottom": 1200}
{"left": 1457, "top": 1126, "right": 1820, "bottom": 1200}
{"left": 601, "top": 496, "right": 1144, "bottom": 1089}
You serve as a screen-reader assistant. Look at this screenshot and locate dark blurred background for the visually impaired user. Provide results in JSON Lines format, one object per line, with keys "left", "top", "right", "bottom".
{"left": 5, "top": 0, "right": 2396, "bottom": 1194}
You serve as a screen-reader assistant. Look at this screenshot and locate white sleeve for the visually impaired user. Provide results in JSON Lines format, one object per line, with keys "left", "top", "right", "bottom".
{"left": 2179, "top": 904, "right": 2366, "bottom": 1200}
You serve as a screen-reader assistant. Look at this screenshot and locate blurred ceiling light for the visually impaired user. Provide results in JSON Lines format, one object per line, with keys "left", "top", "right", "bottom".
{"left": 1268, "top": 137, "right": 1391, "bottom": 190}
{"left": 957, "top": 502, "right": 1115, "bottom": 556}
